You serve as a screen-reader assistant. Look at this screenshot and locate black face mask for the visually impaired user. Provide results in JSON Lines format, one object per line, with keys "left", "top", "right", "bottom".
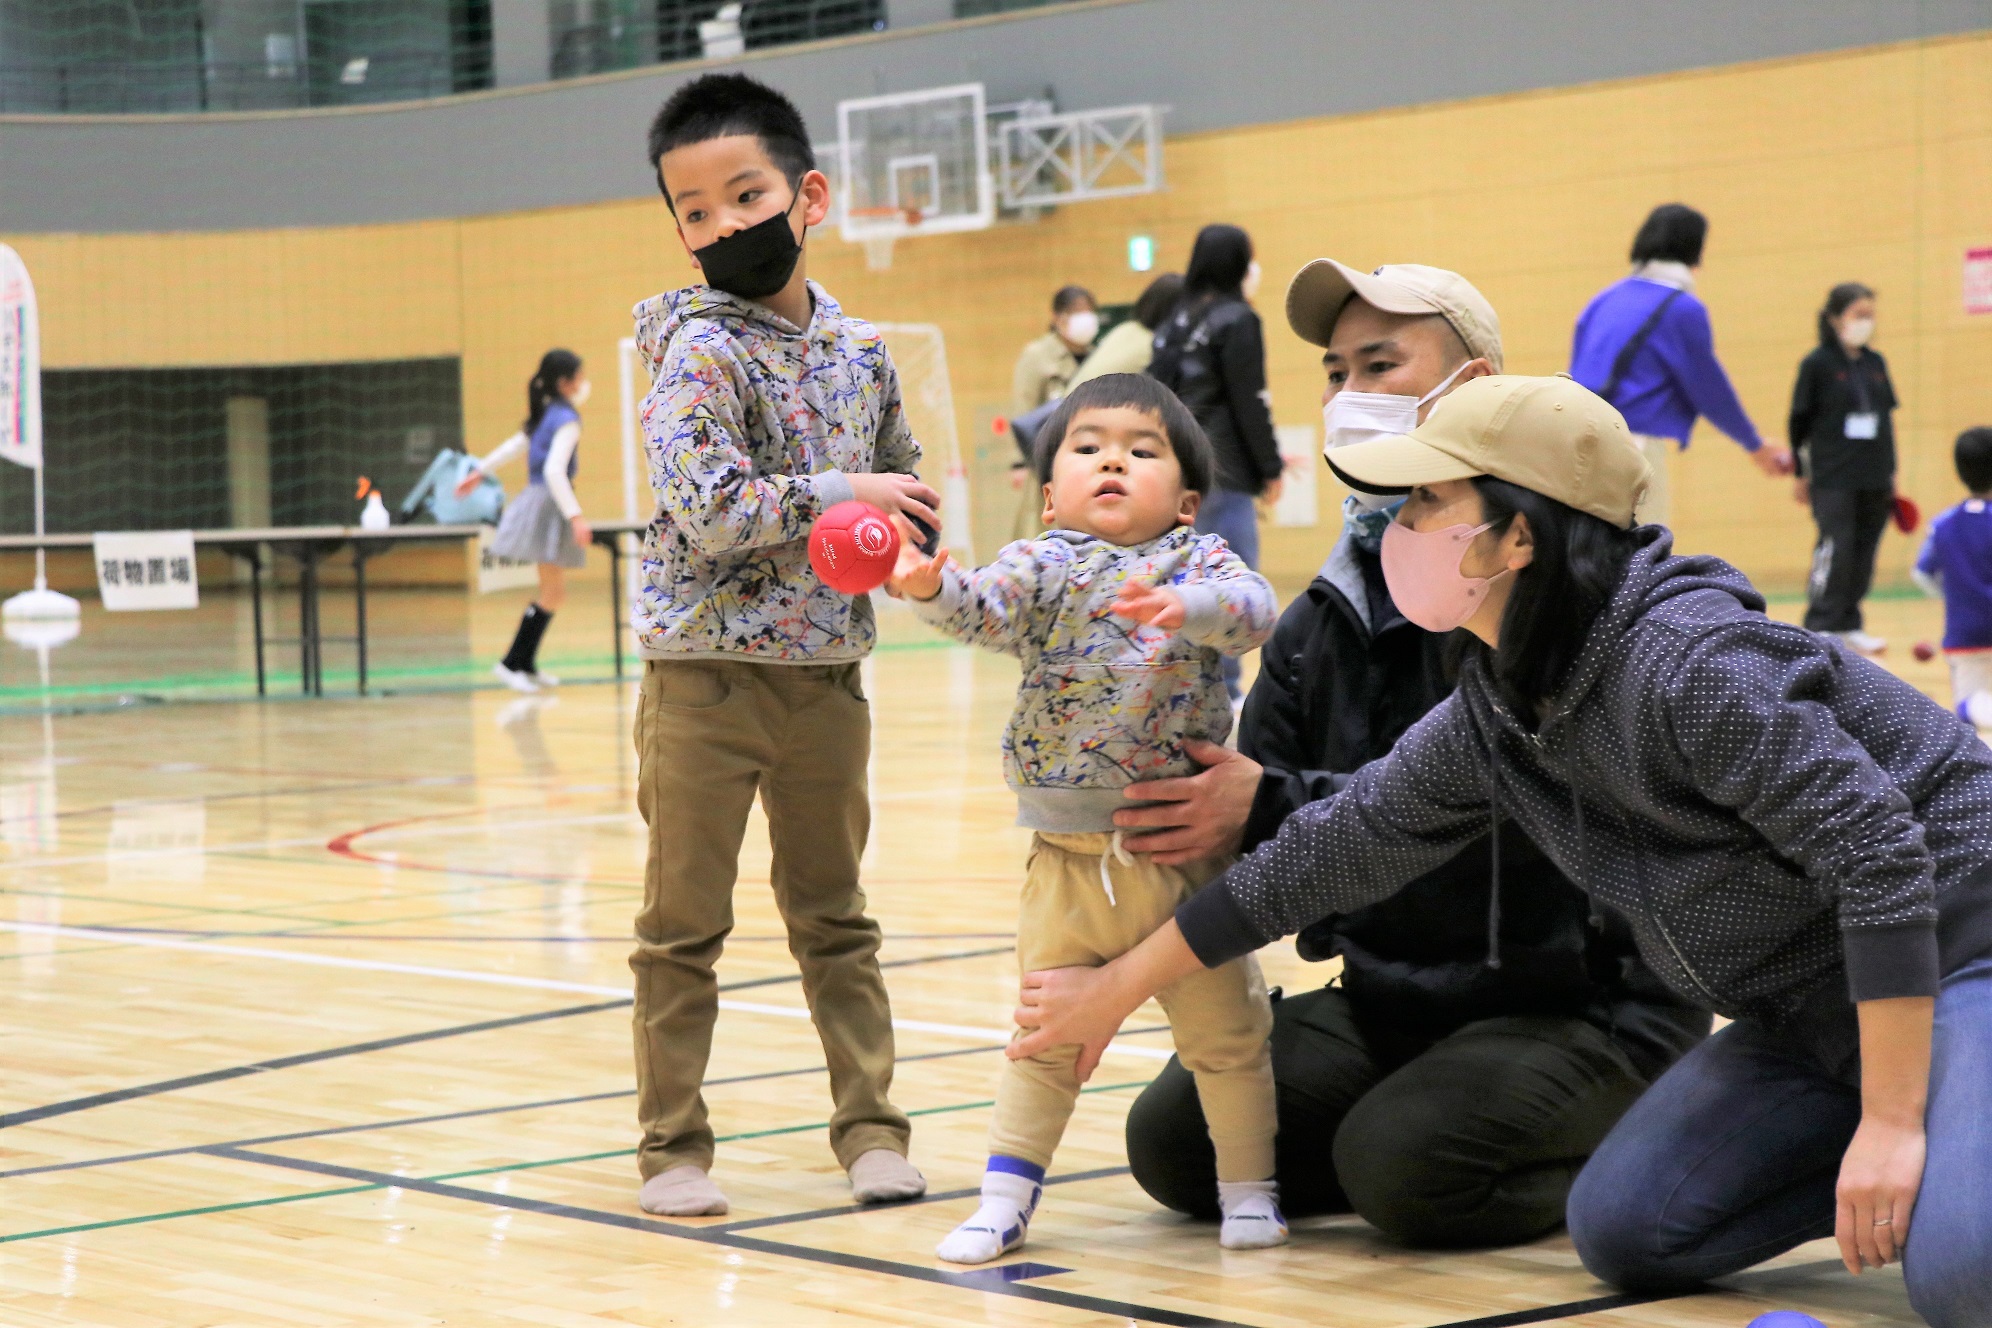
{"left": 692, "top": 192, "right": 804, "bottom": 302}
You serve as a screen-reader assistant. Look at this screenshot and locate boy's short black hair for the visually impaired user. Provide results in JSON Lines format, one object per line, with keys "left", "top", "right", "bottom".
{"left": 1957, "top": 427, "right": 1992, "bottom": 494}
{"left": 1629, "top": 203, "right": 1708, "bottom": 266}
{"left": 647, "top": 73, "right": 815, "bottom": 213}
{"left": 1052, "top": 284, "right": 1095, "bottom": 315}
{"left": 1031, "top": 373, "right": 1213, "bottom": 496}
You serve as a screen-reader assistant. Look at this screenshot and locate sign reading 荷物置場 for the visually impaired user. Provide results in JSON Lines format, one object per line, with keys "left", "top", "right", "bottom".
{"left": 0, "top": 245, "right": 40, "bottom": 471}
{"left": 1967, "top": 247, "right": 1992, "bottom": 316}
{"left": 93, "top": 532, "right": 198, "bottom": 610}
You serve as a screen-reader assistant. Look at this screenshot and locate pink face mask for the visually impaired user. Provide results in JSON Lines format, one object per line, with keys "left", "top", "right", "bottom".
{"left": 1380, "top": 519, "right": 1513, "bottom": 633}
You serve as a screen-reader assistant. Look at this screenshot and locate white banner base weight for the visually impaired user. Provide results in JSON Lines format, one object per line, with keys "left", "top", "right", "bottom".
{"left": 3, "top": 587, "right": 80, "bottom": 620}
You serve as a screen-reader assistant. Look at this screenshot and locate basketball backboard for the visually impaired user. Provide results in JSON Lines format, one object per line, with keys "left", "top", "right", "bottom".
{"left": 837, "top": 83, "right": 994, "bottom": 246}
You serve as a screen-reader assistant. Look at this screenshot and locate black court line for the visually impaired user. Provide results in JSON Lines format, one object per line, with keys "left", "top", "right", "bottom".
{"left": 62, "top": 928, "right": 1020, "bottom": 943}
{"left": 1430, "top": 1293, "right": 1668, "bottom": 1326}
{"left": 1, "top": 944, "right": 1010, "bottom": 1132}
{"left": 711, "top": 1165, "right": 1133, "bottom": 1233}
{"left": 0, "top": 999, "right": 629, "bottom": 1130}
{"left": 0, "top": 1029, "right": 1173, "bottom": 1181}
{"left": 204, "top": 1146, "right": 1258, "bottom": 1328}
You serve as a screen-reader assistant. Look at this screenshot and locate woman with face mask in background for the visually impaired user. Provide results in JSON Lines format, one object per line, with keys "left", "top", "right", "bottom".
{"left": 1147, "top": 224, "right": 1284, "bottom": 698}
{"left": 1014, "top": 373, "right": 1992, "bottom": 1327}
{"left": 458, "top": 348, "right": 594, "bottom": 692}
{"left": 1116, "top": 260, "right": 1707, "bottom": 1250}
{"left": 1792, "top": 282, "right": 1898, "bottom": 656}
{"left": 1007, "top": 285, "right": 1100, "bottom": 539}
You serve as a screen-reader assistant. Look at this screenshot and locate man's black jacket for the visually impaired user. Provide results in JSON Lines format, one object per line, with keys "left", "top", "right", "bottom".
{"left": 1237, "top": 534, "right": 1708, "bottom": 1076}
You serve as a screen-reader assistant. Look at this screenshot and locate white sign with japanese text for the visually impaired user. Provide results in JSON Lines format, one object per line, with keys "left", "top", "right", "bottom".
{"left": 475, "top": 526, "right": 539, "bottom": 594}
{"left": 93, "top": 531, "right": 198, "bottom": 610}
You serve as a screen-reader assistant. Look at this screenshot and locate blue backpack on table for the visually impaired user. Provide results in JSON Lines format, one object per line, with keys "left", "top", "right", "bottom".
{"left": 401, "top": 449, "right": 505, "bottom": 525}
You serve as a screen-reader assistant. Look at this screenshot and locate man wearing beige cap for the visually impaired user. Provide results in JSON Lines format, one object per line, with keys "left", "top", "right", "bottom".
{"left": 1113, "top": 262, "right": 1706, "bottom": 1250}
{"left": 1020, "top": 372, "right": 1991, "bottom": 1320}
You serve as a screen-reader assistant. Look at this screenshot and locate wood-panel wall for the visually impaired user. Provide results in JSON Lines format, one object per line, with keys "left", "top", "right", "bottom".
{"left": 9, "top": 29, "right": 1990, "bottom": 594}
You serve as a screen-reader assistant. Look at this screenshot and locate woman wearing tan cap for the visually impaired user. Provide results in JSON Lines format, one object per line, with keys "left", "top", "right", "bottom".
{"left": 1014, "top": 374, "right": 1991, "bottom": 1325}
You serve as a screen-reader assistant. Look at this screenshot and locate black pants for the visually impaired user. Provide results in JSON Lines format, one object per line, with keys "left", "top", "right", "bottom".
{"left": 1124, "top": 986, "right": 1651, "bottom": 1248}
{"left": 1802, "top": 487, "right": 1892, "bottom": 633}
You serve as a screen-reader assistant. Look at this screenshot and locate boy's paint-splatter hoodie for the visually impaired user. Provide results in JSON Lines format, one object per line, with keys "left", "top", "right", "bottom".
{"left": 631, "top": 280, "right": 920, "bottom": 662}
{"left": 909, "top": 527, "right": 1277, "bottom": 831}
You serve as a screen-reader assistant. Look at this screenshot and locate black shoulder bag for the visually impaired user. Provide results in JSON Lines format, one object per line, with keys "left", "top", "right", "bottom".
{"left": 1598, "top": 288, "right": 1684, "bottom": 405}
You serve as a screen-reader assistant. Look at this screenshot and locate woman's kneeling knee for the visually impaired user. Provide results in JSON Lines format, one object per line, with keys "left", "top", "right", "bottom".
{"left": 1564, "top": 1166, "right": 1702, "bottom": 1292}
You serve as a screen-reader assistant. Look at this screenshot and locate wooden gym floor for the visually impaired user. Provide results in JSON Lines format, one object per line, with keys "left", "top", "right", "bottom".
{"left": 0, "top": 593, "right": 1949, "bottom": 1326}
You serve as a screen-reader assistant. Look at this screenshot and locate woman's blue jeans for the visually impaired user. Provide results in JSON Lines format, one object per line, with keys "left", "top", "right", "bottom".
{"left": 1567, "top": 958, "right": 1992, "bottom": 1326}
{"left": 1193, "top": 487, "right": 1260, "bottom": 698}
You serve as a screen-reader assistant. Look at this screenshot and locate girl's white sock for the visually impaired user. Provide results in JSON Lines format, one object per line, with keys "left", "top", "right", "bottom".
{"left": 936, "top": 1168, "right": 1040, "bottom": 1264}
{"left": 1217, "top": 1179, "right": 1288, "bottom": 1250}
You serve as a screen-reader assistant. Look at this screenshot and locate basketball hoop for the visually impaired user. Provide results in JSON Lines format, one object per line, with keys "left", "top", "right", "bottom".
{"left": 849, "top": 205, "right": 923, "bottom": 272}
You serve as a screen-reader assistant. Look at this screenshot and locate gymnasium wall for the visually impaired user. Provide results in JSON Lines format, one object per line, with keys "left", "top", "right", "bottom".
{"left": 6, "top": 28, "right": 1992, "bottom": 594}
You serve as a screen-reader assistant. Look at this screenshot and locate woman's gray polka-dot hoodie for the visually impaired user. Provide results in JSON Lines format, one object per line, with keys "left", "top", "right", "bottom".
{"left": 1177, "top": 529, "right": 1992, "bottom": 1027}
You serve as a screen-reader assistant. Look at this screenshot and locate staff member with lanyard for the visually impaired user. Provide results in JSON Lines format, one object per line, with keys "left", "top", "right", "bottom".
{"left": 1013, "top": 374, "right": 1991, "bottom": 1326}
{"left": 1792, "top": 281, "right": 1898, "bottom": 656}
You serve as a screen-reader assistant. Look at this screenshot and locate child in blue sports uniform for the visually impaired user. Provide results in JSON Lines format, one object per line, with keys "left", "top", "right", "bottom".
{"left": 1914, "top": 427, "right": 1992, "bottom": 733}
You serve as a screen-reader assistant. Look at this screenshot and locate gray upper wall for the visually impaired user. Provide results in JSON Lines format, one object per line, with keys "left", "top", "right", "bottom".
{"left": 3, "top": 0, "right": 1988, "bottom": 234}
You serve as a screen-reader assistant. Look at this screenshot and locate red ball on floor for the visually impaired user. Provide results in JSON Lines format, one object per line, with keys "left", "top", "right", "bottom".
{"left": 1914, "top": 641, "right": 1937, "bottom": 662}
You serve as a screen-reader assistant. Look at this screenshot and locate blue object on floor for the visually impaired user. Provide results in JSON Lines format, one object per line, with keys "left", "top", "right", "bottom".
{"left": 947, "top": 1261, "right": 1071, "bottom": 1287}
{"left": 1746, "top": 1314, "right": 1827, "bottom": 1328}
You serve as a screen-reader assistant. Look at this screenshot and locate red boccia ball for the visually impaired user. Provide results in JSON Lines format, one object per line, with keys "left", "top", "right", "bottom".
{"left": 808, "top": 500, "right": 900, "bottom": 594}
{"left": 1914, "top": 641, "right": 1937, "bottom": 663}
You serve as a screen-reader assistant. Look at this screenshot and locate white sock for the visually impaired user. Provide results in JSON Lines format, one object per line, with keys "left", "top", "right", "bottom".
{"left": 637, "top": 1164, "right": 729, "bottom": 1217}
{"left": 1217, "top": 1179, "right": 1288, "bottom": 1250}
{"left": 936, "top": 1169, "right": 1039, "bottom": 1264}
{"left": 1966, "top": 690, "right": 1992, "bottom": 731}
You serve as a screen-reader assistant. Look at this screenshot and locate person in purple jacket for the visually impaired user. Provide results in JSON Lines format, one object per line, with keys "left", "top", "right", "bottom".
{"left": 1569, "top": 204, "right": 1792, "bottom": 524}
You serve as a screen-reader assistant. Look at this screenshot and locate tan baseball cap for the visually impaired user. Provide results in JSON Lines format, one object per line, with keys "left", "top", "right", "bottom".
{"left": 1323, "top": 374, "right": 1651, "bottom": 528}
{"left": 1285, "top": 260, "right": 1504, "bottom": 372}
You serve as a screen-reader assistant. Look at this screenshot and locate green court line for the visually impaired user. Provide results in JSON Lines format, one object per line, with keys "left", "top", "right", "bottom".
{"left": 0, "top": 1080, "right": 1153, "bottom": 1247}
{"left": 0, "top": 1182, "right": 381, "bottom": 1245}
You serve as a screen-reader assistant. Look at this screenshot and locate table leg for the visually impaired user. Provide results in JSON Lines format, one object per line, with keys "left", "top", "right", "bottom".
{"left": 249, "top": 547, "right": 266, "bottom": 697}
{"left": 607, "top": 535, "right": 624, "bottom": 680}
{"left": 354, "top": 550, "right": 369, "bottom": 696}
{"left": 300, "top": 550, "right": 320, "bottom": 697}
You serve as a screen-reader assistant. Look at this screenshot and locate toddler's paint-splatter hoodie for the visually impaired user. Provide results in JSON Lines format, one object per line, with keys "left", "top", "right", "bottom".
{"left": 910, "top": 527, "right": 1276, "bottom": 831}
{"left": 631, "top": 280, "right": 920, "bottom": 662}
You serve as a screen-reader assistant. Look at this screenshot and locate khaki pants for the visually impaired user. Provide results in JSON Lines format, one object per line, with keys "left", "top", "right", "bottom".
{"left": 992, "top": 832, "right": 1277, "bottom": 1182}
{"left": 1634, "top": 433, "right": 1673, "bottom": 527}
{"left": 630, "top": 657, "right": 910, "bottom": 1178}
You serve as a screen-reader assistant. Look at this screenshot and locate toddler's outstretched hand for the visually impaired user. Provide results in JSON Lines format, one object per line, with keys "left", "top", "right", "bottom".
{"left": 1111, "top": 580, "right": 1185, "bottom": 631}
{"left": 885, "top": 536, "right": 950, "bottom": 602}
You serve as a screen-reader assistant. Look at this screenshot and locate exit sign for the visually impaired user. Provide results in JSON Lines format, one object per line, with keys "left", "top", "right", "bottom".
{"left": 1128, "top": 235, "right": 1155, "bottom": 272}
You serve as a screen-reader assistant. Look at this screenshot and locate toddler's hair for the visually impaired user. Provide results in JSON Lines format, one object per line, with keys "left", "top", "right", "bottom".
{"left": 1031, "top": 373, "right": 1214, "bottom": 496}
{"left": 1956, "top": 426, "right": 1992, "bottom": 495}
{"left": 647, "top": 73, "right": 814, "bottom": 211}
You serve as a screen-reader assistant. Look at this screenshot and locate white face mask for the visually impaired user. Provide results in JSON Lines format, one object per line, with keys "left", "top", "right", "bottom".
{"left": 1062, "top": 311, "right": 1099, "bottom": 346}
{"left": 1242, "top": 260, "right": 1263, "bottom": 301}
{"left": 569, "top": 379, "right": 593, "bottom": 406}
{"left": 1322, "top": 359, "right": 1473, "bottom": 513}
{"left": 1840, "top": 317, "right": 1875, "bottom": 348}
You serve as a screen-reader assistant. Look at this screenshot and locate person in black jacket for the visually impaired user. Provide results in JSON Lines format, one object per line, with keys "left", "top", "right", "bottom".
{"left": 1113, "top": 259, "right": 1709, "bottom": 1247}
{"left": 1148, "top": 224, "right": 1284, "bottom": 696}
{"left": 1793, "top": 282, "right": 1898, "bottom": 655}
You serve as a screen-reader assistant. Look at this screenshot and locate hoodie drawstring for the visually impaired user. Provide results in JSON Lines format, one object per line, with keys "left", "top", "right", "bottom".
{"left": 1484, "top": 763, "right": 1503, "bottom": 970}
{"left": 1099, "top": 829, "right": 1132, "bottom": 906}
{"left": 1570, "top": 785, "right": 1605, "bottom": 929}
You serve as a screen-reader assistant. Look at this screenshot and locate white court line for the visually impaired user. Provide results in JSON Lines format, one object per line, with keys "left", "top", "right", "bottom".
{"left": 0, "top": 920, "right": 1173, "bottom": 1061}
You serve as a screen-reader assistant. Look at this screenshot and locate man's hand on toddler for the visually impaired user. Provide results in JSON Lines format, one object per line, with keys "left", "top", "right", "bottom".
{"left": 1111, "top": 580, "right": 1186, "bottom": 631}
{"left": 849, "top": 472, "right": 943, "bottom": 534}
{"left": 884, "top": 530, "right": 949, "bottom": 602}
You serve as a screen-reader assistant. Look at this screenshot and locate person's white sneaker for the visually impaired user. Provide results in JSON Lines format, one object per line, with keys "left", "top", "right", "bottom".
{"left": 1839, "top": 630, "right": 1888, "bottom": 656}
{"left": 493, "top": 662, "right": 539, "bottom": 693}
{"left": 530, "top": 670, "right": 560, "bottom": 688}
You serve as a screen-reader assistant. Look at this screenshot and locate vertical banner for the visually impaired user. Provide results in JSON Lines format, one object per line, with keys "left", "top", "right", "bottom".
{"left": 1966, "top": 246, "right": 1992, "bottom": 317}
{"left": 1272, "top": 423, "right": 1320, "bottom": 528}
{"left": 0, "top": 244, "right": 40, "bottom": 471}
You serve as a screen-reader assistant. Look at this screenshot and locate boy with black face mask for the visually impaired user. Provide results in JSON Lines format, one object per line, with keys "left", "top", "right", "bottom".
{"left": 627, "top": 72, "right": 938, "bottom": 1219}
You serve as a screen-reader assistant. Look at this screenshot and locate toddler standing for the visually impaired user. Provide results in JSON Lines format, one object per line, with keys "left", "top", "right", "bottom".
{"left": 887, "top": 373, "right": 1283, "bottom": 1262}
{"left": 1914, "top": 427, "right": 1992, "bottom": 733}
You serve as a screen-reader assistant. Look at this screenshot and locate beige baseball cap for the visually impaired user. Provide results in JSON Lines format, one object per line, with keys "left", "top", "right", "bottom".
{"left": 1323, "top": 374, "right": 1651, "bottom": 528}
{"left": 1285, "top": 259, "right": 1504, "bottom": 372}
